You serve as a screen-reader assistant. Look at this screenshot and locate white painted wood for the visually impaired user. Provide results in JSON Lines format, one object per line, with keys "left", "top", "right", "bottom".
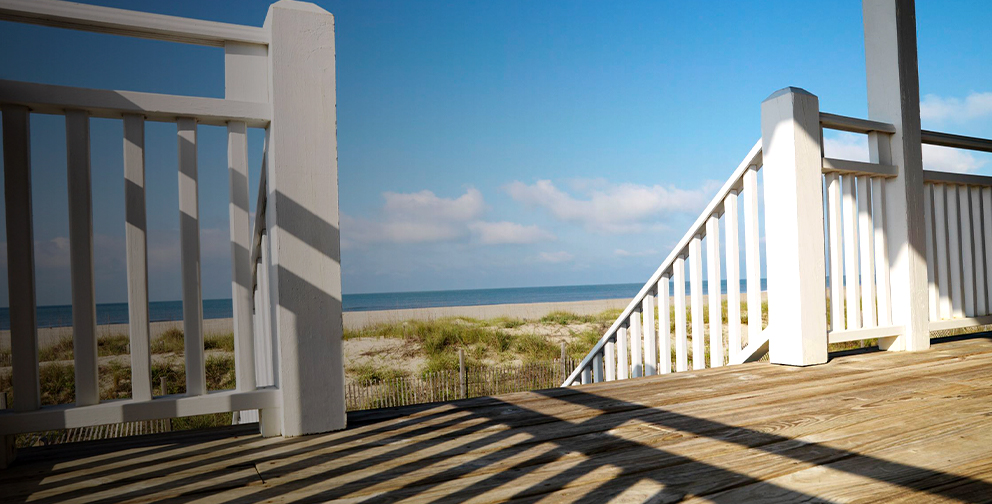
{"left": 658, "top": 275, "right": 672, "bottom": 374}
{"left": 960, "top": 187, "right": 976, "bottom": 317}
{"left": 225, "top": 42, "right": 268, "bottom": 104}
{"left": 605, "top": 339, "right": 616, "bottom": 381}
{"left": 0, "top": 388, "right": 280, "bottom": 435}
{"left": 921, "top": 130, "right": 992, "bottom": 155}
{"left": 0, "top": 80, "right": 269, "bottom": 128}
{"left": 743, "top": 166, "right": 762, "bottom": 348}
{"left": 642, "top": 294, "right": 657, "bottom": 376}
{"left": 258, "top": 233, "right": 278, "bottom": 388}
{"left": 929, "top": 315, "right": 992, "bottom": 332}
{"left": 617, "top": 325, "right": 629, "bottom": 380}
{"left": 2, "top": 105, "right": 39, "bottom": 412}
{"left": 761, "top": 87, "right": 828, "bottom": 366}
{"left": 922, "top": 171, "right": 992, "bottom": 188}
{"left": 821, "top": 158, "right": 898, "bottom": 178}
{"left": 65, "top": 110, "right": 98, "bottom": 407}
{"left": 581, "top": 367, "right": 591, "bottom": 385}
{"left": 630, "top": 310, "right": 642, "bottom": 378}
{"left": 946, "top": 185, "right": 964, "bottom": 318}
{"left": 123, "top": 114, "right": 152, "bottom": 401}
{"left": 842, "top": 174, "right": 862, "bottom": 329}
{"left": 227, "top": 121, "right": 256, "bottom": 392}
{"left": 868, "top": 133, "right": 894, "bottom": 328}
{"left": 857, "top": 176, "right": 877, "bottom": 327}
{"left": 933, "top": 185, "right": 951, "bottom": 320}
{"left": 819, "top": 112, "right": 896, "bottom": 134}
{"left": 732, "top": 331, "right": 769, "bottom": 365}
{"left": 674, "top": 257, "right": 688, "bottom": 372}
{"left": 826, "top": 173, "right": 845, "bottom": 331}
{"left": 863, "top": 0, "right": 931, "bottom": 351}
{"left": 723, "top": 193, "right": 741, "bottom": 361}
{"left": 592, "top": 353, "right": 603, "bottom": 383}
{"left": 984, "top": 188, "right": 992, "bottom": 316}
{"left": 828, "top": 325, "right": 904, "bottom": 344}
{"left": 923, "top": 183, "right": 938, "bottom": 321}
{"left": 689, "top": 236, "right": 705, "bottom": 370}
{"left": 971, "top": 186, "right": 987, "bottom": 316}
{"left": 559, "top": 140, "right": 762, "bottom": 386}
{"left": 177, "top": 118, "right": 206, "bottom": 396}
{"left": 706, "top": 217, "right": 723, "bottom": 367}
{"left": 266, "top": 0, "right": 344, "bottom": 435}
{"left": 0, "top": 0, "right": 268, "bottom": 47}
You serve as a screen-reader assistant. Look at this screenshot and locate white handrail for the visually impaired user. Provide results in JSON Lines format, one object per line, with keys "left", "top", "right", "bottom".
{"left": 562, "top": 140, "right": 763, "bottom": 386}
{"left": 0, "top": 0, "right": 268, "bottom": 47}
{"left": 923, "top": 170, "right": 992, "bottom": 188}
{"left": 921, "top": 129, "right": 992, "bottom": 154}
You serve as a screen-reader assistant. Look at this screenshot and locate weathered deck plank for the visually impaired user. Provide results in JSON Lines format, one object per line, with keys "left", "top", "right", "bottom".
{"left": 3, "top": 334, "right": 992, "bottom": 503}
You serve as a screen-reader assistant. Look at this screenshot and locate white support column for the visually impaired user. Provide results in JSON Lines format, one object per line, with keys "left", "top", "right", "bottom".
{"left": 123, "top": 114, "right": 152, "bottom": 401}
{"left": 178, "top": 117, "right": 206, "bottom": 396}
{"left": 863, "top": 0, "right": 930, "bottom": 350}
{"left": 760, "top": 87, "right": 828, "bottom": 366}
{"left": 2, "top": 105, "right": 39, "bottom": 412}
{"left": 65, "top": 110, "right": 99, "bottom": 406}
{"left": 265, "top": 0, "right": 344, "bottom": 435}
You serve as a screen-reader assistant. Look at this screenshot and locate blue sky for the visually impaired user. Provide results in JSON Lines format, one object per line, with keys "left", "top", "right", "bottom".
{"left": 2, "top": 0, "right": 992, "bottom": 306}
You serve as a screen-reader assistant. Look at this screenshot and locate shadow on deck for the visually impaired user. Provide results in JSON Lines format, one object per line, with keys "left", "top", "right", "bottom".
{"left": 3, "top": 333, "right": 992, "bottom": 503}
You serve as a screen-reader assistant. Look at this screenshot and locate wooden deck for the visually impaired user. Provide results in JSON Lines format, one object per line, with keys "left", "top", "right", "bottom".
{"left": 4, "top": 334, "right": 992, "bottom": 503}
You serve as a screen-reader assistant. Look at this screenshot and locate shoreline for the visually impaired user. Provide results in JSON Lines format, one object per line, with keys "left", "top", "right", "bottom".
{"left": 2, "top": 293, "right": 767, "bottom": 350}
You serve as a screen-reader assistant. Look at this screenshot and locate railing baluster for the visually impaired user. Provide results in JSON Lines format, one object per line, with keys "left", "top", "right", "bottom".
{"left": 65, "top": 110, "right": 99, "bottom": 406}
{"left": 658, "top": 274, "right": 672, "bottom": 373}
{"left": 690, "top": 236, "right": 705, "bottom": 370}
{"left": 177, "top": 117, "right": 206, "bottom": 395}
{"left": 642, "top": 294, "right": 656, "bottom": 376}
{"left": 971, "top": 186, "right": 986, "bottom": 315}
{"left": 605, "top": 337, "right": 616, "bottom": 381}
{"left": 2, "top": 104, "right": 40, "bottom": 412}
{"left": 630, "top": 309, "right": 642, "bottom": 378}
{"left": 825, "top": 173, "right": 845, "bottom": 331}
{"left": 706, "top": 216, "right": 723, "bottom": 367}
{"left": 227, "top": 120, "right": 256, "bottom": 392}
{"left": 872, "top": 177, "right": 892, "bottom": 326}
{"left": 593, "top": 353, "right": 603, "bottom": 383}
{"left": 674, "top": 257, "right": 688, "bottom": 372}
{"left": 960, "top": 186, "right": 976, "bottom": 317}
{"left": 857, "top": 176, "right": 877, "bottom": 327}
{"left": 842, "top": 174, "right": 862, "bottom": 329}
{"left": 581, "top": 366, "right": 591, "bottom": 385}
{"left": 124, "top": 114, "right": 152, "bottom": 401}
{"left": 924, "top": 183, "right": 938, "bottom": 321}
{"left": 983, "top": 187, "right": 992, "bottom": 316}
{"left": 617, "top": 324, "right": 629, "bottom": 379}
{"left": 723, "top": 193, "right": 741, "bottom": 360}
{"left": 743, "top": 167, "right": 762, "bottom": 345}
{"left": 946, "top": 185, "right": 964, "bottom": 318}
{"left": 933, "top": 185, "right": 951, "bottom": 319}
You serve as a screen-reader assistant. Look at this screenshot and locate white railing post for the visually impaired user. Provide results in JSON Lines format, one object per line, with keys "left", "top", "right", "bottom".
{"left": 863, "top": 0, "right": 930, "bottom": 351}
{"left": 264, "top": 0, "right": 345, "bottom": 435}
{"left": 760, "top": 87, "right": 828, "bottom": 366}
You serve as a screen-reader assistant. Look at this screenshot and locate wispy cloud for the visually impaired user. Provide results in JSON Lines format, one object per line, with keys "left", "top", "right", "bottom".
{"left": 505, "top": 179, "right": 714, "bottom": 234}
{"left": 614, "top": 248, "right": 657, "bottom": 257}
{"left": 921, "top": 92, "right": 992, "bottom": 123}
{"left": 468, "top": 221, "right": 556, "bottom": 245}
{"left": 536, "top": 251, "right": 574, "bottom": 263}
{"left": 823, "top": 131, "right": 986, "bottom": 174}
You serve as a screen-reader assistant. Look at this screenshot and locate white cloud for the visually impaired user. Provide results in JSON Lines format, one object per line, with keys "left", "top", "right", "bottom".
{"left": 921, "top": 92, "right": 992, "bottom": 123}
{"left": 505, "top": 179, "right": 713, "bottom": 234}
{"left": 537, "top": 251, "right": 573, "bottom": 263}
{"left": 823, "top": 132, "right": 986, "bottom": 174}
{"left": 468, "top": 221, "right": 556, "bottom": 245}
{"left": 614, "top": 248, "right": 657, "bottom": 257}
{"left": 382, "top": 188, "right": 485, "bottom": 221}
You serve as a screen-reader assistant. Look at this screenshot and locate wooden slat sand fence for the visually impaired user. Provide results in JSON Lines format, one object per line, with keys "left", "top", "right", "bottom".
{"left": 345, "top": 358, "right": 577, "bottom": 411}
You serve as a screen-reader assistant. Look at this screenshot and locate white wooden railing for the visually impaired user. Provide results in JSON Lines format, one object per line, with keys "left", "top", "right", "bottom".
{"left": 920, "top": 132, "right": 992, "bottom": 332}
{"left": 0, "top": 0, "right": 345, "bottom": 467}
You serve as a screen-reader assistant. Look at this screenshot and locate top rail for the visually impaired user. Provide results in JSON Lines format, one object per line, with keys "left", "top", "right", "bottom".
{"left": 562, "top": 139, "right": 763, "bottom": 386}
{"left": 921, "top": 130, "right": 992, "bottom": 154}
{"left": 819, "top": 112, "right": 896, "bottom": 134}
{"left": 0, "top": 0, "right": 268, "bottom": 47}
{"left": 923, "top": 170, "right": 992, "bottom": 188}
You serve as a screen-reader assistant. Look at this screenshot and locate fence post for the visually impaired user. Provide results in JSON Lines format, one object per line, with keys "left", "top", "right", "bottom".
{"left": 863, "top": 0, "right": 930, "bottom": 351}
{"left": 560, "top": 341, "right": 567, "bottom": 383}
{"left": 760, "top": 87, "right": 828, "bottom": 366}
{"left": 458, "top": 349, "right": 467, "bottom": 398}
{"left": 263, "top": 0, "right": 345, "bottom": 436}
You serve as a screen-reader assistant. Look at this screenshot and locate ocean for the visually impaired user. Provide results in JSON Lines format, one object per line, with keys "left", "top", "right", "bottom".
{"left": 1, "top": 279, "right": 766, "bottom": 330}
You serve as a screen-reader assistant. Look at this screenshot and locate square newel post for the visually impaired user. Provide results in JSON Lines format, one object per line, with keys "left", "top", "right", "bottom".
{"left": 761, "top": 87, "right": 828, "bottom": 366}
{"left": 264, "top": 0, "right": 345, "bottom": 436}
{"left": 863, "top": 0, "right": 929, "bottom": 351}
